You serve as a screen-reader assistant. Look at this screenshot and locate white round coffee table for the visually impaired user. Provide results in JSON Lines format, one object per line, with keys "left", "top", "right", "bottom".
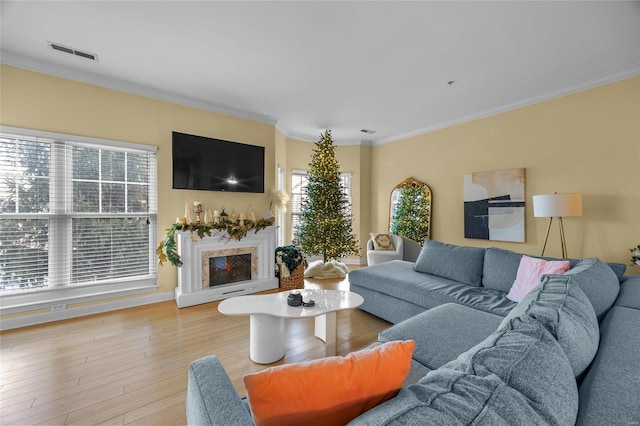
{"left": 218, "top": 289, "right": 364, "bottom": 364}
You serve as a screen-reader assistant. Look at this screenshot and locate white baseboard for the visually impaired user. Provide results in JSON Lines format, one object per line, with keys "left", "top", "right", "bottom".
{"left": 0, "top": 292, "right": 175, "bottom": 331}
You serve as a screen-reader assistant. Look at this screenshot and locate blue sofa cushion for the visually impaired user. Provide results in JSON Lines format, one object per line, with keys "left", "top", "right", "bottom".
{"left": 482, "top": 247, "right": 523, "bottom": 293}
{"left": 615, "top": 275, "right": 640, "bottom": 309}
{"left": 603, "top": 262, "right": 627, "bottom": 279}
{"left": 577, "top": 306, "right": 640, "bottom": 426}
{"left": 498, "top": 274, "right": 599, "bottom": 378}
{"left": 350, "top": 317, "right": 578, "bottom": 426}
{"left": 414, "top": 240, "right": 485, "bottom": 287}
{"left": 379, "top": 303, "right": 503, "bottom": 370}
{"left": 562, "top": 258, "right": 620, "bottom": 320}
{"left": 558, "top": 258, "right": 625, "bottom": 280}
{"left": 482, "top": 247, "right": 626, "bottom": 293}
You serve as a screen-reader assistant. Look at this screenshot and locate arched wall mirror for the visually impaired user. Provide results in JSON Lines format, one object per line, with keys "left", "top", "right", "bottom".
{"left": 389, "top": 177, "right": 432, "bottom": 245}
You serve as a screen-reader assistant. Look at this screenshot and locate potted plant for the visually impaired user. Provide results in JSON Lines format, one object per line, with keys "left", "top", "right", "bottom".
{"left": 275, "top": 245, "right": 306, "bottom": 289}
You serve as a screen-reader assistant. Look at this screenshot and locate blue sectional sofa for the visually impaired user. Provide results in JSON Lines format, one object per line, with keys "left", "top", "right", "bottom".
{"left": 186, "top": 240, "right": 640, "bottom": 425}
{"left": 349, "top": 241, "right": 640, "bottom": 425}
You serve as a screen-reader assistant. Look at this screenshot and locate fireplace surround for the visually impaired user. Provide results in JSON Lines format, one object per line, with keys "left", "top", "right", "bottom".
{"left": 174, "top": 226, "right": 278, "bottom": 308}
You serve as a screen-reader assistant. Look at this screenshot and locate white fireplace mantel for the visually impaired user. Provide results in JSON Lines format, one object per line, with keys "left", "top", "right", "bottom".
{"left": 174, "top": 226, "right": 279, "bottom": 308}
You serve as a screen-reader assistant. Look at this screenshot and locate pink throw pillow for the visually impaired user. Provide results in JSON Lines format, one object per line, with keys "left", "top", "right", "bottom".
{"left": 506, "top": 255, "right": 571, "bottom": 302}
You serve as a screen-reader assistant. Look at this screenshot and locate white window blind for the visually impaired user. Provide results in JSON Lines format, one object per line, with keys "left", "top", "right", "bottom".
{"left": 277, "top": 164, "right": 285, "bottom": 246}
{"left": 0, "top": 128, "right": 157, "bottom": 296}
{"left": 290, "top": 170, "right": 308, "bottom": 239}
{"left": 290, "top": 170, "right": 352, "bottom": 244}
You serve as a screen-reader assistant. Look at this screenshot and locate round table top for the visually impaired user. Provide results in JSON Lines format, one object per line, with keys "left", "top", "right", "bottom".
{"left": 218, "top": 289, "right": 364, "bottom": 319}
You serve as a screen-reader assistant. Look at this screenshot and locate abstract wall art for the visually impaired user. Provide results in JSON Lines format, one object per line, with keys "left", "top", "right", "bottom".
{"left": 463, "top": 168, "right": 525, "bottom": 242}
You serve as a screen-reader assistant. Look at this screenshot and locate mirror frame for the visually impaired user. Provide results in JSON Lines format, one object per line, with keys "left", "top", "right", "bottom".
{"left": 389, "top": 177, "right": 432, "bottom": 245}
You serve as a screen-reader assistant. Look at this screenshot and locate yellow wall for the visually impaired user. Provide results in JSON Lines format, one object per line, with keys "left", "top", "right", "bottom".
{"left": 0, "top": 65, "right": 277, "bottom": 312}
{"left": 370, "top": 76, "right": 640, "bottom": 268}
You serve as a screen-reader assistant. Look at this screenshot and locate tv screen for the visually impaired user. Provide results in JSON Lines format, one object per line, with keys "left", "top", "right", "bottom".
{"left": 172, "top": 132, "right": 265, "bottom": 193}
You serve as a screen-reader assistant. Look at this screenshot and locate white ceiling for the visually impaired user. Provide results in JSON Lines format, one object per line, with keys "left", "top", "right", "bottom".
{"left": 1, "top": 1, "right": 639, "bottom": 145}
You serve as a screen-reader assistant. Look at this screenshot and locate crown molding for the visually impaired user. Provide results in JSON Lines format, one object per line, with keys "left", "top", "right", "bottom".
{"left": 1, "top": 51, "right": 279, "bottom": 126}
{"left": 374, "top": 63, "right": 640, "bottom": 146}
{"left": 282, "top": 129, "right": 371, "bottom": 146}
{"left": 2, "top": 52, "right": 368, "bottom": 145}
{"left": 335, "top": 138, "right": 373, "bottom": 147}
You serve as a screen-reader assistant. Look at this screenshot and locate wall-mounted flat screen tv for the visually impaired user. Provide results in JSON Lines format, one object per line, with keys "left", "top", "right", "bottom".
{"left": 172, "top": 131, "right": 265, "bottom": 193}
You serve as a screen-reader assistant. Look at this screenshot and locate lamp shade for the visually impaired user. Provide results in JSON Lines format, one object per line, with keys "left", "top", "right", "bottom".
{"left": 533, "top": 193, "right": 583, "bottom": 218}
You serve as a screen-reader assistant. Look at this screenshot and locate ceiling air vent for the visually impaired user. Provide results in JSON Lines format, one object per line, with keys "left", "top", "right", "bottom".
{"left": 360, "top": 129, "right": 377, "bottom": 134}
{"left": 49, "top": 41, "right": 98, "bottom": 61}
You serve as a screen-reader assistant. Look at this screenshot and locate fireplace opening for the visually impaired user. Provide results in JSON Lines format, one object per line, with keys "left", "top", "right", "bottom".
{"left": 209, "top": 253, "right": 252, "bottom": 286}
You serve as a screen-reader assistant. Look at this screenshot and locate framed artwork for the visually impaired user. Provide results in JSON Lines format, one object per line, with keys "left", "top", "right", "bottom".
{"left": 463, "top": 168, "right": 525, "bottom": 242}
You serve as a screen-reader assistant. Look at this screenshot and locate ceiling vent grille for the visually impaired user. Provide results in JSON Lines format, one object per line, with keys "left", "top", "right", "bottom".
{"left": 360, "top": 129, "right": 377, "bottom": 134}
{"left": 49, "top": 41, "right": 98, "bottom": 61}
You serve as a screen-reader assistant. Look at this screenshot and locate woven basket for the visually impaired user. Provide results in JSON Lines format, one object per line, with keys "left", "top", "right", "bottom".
{"left": 279, "top": 263, "right": 305, "bottom": 290}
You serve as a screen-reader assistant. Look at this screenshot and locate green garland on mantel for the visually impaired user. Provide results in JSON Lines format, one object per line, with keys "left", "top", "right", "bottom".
{"left": 156, "top": 218, "right": 273, "bottom": 267}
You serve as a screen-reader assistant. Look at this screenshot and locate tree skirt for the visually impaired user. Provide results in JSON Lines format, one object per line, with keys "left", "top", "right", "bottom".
{"left": 303, "top": 260, "right": 349, "bottom": 279}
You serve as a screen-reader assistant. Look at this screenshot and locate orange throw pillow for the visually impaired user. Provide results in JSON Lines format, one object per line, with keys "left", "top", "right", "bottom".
{"left": 243, "top": 340, "right": 415, "bottom": 426}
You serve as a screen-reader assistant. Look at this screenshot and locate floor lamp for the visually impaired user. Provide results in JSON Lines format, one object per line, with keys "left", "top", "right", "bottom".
{"left": 532, "top": 193, "right": 583, "bottom": 258}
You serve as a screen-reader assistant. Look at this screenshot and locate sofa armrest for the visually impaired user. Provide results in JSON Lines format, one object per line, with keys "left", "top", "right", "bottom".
{"left": 400, "top": 236, "right": 422, "bottom": 263}
{"left": 577, "top": 306, "right": 640, "bottom": 425}
{"left": 187, "top": 355, "right": 254, "bottom": 426}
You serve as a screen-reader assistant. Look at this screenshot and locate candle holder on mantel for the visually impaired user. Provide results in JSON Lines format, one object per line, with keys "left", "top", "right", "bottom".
{"left": 193, "top": 203, "right": 203, "bottom": 224}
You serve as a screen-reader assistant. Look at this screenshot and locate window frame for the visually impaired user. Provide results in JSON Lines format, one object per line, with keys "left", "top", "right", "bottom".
{"left": 290, "top": 169, "right": 308, "bottom": 242}
{"left": 290, "top": 169, "right": 352, "bottom": 244}
{"left": 0, "top": 126, "right": 158, "bottom": 315}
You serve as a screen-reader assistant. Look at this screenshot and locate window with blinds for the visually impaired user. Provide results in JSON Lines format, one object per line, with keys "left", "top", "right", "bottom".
{"left": 0, "top": 128, "right": 157, "bottom": 296}
{"left": 290, "top": 170, "right": 352, "bottom": 244}
{"left": 277, "top": 165, "right": 285, "bottom": 247}
{"left": 290, "top": 171, "right": 309, "bottom": 240}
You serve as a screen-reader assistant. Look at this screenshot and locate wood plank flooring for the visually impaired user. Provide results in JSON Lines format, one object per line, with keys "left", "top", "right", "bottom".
{"left": 0, "top": 270, "right": 390, "bottom": 425}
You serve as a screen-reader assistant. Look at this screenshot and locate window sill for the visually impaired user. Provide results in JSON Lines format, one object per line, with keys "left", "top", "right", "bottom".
{"left": 0, "top": 277, "right": 158, "bottom": 315}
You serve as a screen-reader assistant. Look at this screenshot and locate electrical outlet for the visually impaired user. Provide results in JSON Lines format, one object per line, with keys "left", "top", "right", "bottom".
{"left": 51, "top": 303, "right": 67, "bottom": 311}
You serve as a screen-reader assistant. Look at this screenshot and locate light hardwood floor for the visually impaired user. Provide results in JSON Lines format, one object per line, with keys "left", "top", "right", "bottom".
{"left": 0, "top": 271, "right": 390, "bottom": 425}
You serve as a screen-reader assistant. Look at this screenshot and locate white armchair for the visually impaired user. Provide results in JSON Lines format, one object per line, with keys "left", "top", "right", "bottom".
{"left": 366, "top": 234, "right": 404, "bottom": 266}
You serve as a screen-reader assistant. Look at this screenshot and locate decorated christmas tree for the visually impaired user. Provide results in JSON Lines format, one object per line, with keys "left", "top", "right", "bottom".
{"left": 296, "top": 130, "right": 359, "bottom": 276}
